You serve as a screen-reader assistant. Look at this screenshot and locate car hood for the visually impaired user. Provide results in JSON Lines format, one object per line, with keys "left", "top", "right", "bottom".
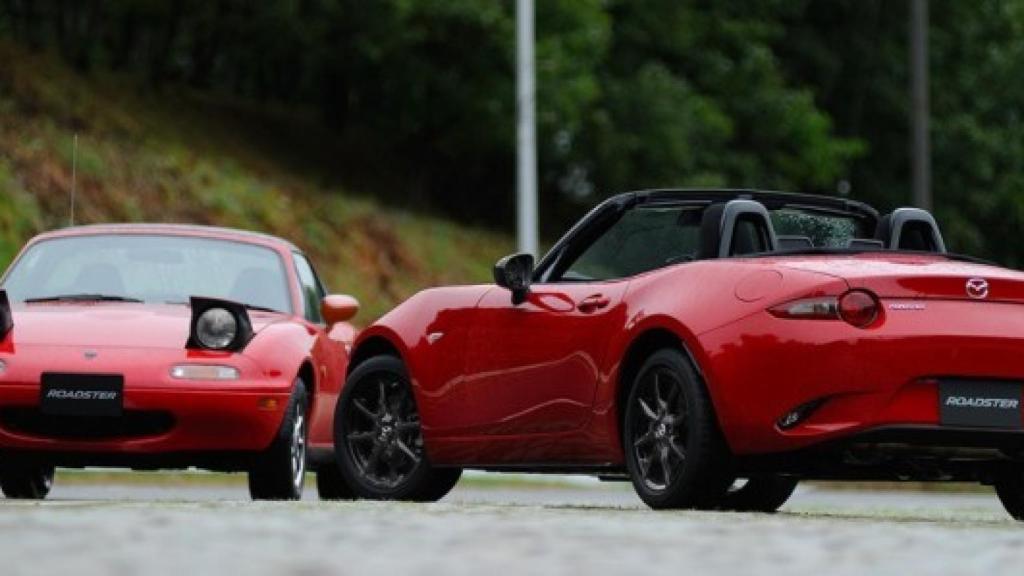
{"left": 5, "top": 302, "right": 284, "bottom": 349}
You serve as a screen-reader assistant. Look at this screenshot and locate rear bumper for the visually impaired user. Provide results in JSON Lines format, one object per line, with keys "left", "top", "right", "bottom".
{"left": 737, "top": 425, "right": 1024, "bottom": 482}
{"left": 0, "top": 383, "right": 292, "bottom": 459}
{"left": 700, "top": 300, "right": 1024, "bottom": 454}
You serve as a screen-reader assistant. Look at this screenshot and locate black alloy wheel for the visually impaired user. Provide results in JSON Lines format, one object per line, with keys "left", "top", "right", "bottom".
{"left": 335, "top": 355, "right": 460, "bottom": 501}
{"left": 624, "top": 348, "right": 732, "bottom": 509}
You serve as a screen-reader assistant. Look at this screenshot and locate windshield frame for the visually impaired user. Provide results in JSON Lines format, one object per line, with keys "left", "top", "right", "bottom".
{"left": 1, "top": 232, "right": 297, "bottom": 314}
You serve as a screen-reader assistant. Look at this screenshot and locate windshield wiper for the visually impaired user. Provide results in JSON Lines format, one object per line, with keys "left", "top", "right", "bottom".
{"left": 26, "top": 294, "right": 144, "bottom": 304}
{"left": 165, "top": 300, "right": 280, "bottom": 313}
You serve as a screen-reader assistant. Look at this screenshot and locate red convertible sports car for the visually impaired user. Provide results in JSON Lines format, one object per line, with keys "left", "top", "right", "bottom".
{"left": 0, "top": 224, "right": 359, "bottom": 500}
{"left": 333, "top": 189, "right": 1024, "bottom": 519}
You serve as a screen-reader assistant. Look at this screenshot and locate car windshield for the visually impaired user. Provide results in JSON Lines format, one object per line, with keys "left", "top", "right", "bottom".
{"left": 2, "top": 234, "right": 293, "bottom": 314}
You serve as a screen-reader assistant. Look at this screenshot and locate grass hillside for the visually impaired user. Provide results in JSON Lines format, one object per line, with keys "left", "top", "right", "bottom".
{"left": 0, "top": 42, "right": 512, "bottom": 322}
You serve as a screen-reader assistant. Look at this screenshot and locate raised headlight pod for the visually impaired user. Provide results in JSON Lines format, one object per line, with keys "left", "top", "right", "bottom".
{"left": 768, "top": 290, "right": 880, "bottom": 328}
{"left": 197, "top": 308, "right": 237, "bottom": 349}
{"left": 170, "top": 364, "right": 240, "bottom": 380}
{"left": 0, "top": 289, "right": 12, "bottom": 339}
{"left": 187, "top": 296, "right": 254, "bottom": 352}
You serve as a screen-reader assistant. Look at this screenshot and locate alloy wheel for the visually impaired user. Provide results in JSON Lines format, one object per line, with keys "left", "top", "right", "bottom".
{"left": 630, "top": 368, "right": 689, "bottom": 492}
{"left": 344, "top": 377, "right": 424, "bottom": 489}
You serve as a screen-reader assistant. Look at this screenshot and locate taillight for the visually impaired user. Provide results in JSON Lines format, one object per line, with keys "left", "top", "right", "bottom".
{"left": 769, "top": 290, "right": 880, "bottom": 328}
{"left": 837, "top": 290, "right": 879, "bottom": 328}
{"left": 768, "top": 297, "right": 838, "bottom": 321}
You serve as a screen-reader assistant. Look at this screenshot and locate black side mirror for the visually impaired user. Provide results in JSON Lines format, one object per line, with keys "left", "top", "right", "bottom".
{"left": 493, "top": 253, "right": 534, "bottom": 305}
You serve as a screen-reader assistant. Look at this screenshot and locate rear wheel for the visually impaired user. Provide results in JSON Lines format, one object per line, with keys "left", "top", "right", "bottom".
{"left": 994, "top": 468, "right": 1024, "bottom": 521}
{"left": 718, "top": 475, "right": 798, "bottom": 513}
{"left": 248, "top": 379, "right": 308, "bottom": 501}
{"left": 335, "top": 355, "right": 461, "bottom": 502}
{"left": 623, "top": 348, "right": 732, "bottom": 509}
{"left": 1, "top": 464, "right": 55, "bottom": 500}
{"left": 316, "top": 464, "right": 355, "bottom": 500}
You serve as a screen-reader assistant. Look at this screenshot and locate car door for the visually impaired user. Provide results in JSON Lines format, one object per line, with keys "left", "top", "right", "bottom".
{"left": 292, "top": 252, "right": 347, "bottom": 447}
{"left": 458, "top": 281, "right": 629, "bottom": 436}
{"left": 457, "top": 202, "right": 705, "bottom": 438}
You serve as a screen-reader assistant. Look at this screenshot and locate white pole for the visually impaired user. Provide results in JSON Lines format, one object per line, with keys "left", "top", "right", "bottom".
{"left": 910, "top": 0, "right": 931, "bottom": 210}
{"left": 516, "top": 0, "right": 538, "bottom": 256}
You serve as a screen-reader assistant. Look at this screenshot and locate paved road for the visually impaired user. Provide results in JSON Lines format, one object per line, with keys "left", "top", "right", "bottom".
{"left": 1, "top": 477, "right": 1020, "bottom": 576}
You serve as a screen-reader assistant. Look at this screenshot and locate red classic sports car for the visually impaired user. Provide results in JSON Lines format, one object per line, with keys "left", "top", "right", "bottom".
{"left": 333, "top": 189, "right": 1024, "bottom": 519}
{"left": 0, "top": 224, "right": 359, "bottom": 500}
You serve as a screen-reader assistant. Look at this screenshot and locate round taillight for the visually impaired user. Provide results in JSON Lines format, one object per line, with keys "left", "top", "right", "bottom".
{"left": 838, "top": 290, "right": 879, "bottom": 328}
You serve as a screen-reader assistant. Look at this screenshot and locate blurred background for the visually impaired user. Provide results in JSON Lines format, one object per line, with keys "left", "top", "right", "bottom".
{"left": 1, "top": 0, "right": 1022, "bottom": 322}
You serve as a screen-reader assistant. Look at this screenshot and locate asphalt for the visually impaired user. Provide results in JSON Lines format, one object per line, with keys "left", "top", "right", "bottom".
{"left": 0, "top": 477, "right": 1020, "bottom": 576}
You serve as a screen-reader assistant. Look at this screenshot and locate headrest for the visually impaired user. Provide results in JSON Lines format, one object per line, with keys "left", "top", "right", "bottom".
{"left": 874, "top": 207, "right": 946, "bottom": 252}
{"left": 699, "top": 199, "right": 777, "bottom": 259}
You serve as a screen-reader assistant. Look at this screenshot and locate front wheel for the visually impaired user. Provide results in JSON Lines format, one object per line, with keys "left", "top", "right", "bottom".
{"left": 334, "top": 355, "right": 461, "bottom": 502}
{"left": 248, "top": 379, "right": 308, "bottom": 501}
{"left": 623, "top": 348, "right": 732, "bottom": 509}
{"left": 1, "top": 464, "right": 55, "bottom": 500}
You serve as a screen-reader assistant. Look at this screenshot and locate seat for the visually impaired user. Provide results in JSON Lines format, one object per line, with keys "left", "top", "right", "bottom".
{"left": 698, "top": 199, "right": 778, "bottom": 259}
{"left": 229, "top": 268, "right": 289, "bottom": 312}
{"left": 874, "top": 208, "right": 946, "bottom": 252}
{"left": 73, "top": 263, "right": 126, "bottom": 295}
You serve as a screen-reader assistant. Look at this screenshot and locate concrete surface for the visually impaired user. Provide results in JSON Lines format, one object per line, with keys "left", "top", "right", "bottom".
{"left": 0, "top": 477, "right": 1020, "bottom": 576}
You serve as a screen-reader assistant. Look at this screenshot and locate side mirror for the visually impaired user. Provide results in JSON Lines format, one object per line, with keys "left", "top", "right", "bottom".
{"left": 494, "top": 253, "right": 534, "bottom": 305}
{"left": 321, "top": 294, "right": 360, "bottom": 326}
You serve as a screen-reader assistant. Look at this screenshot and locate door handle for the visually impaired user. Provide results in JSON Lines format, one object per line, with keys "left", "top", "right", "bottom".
{"left": 577, "top": 294, "right": 610, "bottom": 313}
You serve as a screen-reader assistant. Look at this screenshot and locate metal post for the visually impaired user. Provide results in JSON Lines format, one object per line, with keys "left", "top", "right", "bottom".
{"left": 516, "top": 0, "right": 538, "bottom": 255}
{"left": 910, "top": 0, "right": 931, "bottom": 210}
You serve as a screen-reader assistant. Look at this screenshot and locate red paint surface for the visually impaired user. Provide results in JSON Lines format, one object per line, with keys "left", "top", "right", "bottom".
{"left": 0, "top": 226, "right": 353, "bottom": 459}
{"left": 354, "top": 253, "right": 1024, "bottom": 466}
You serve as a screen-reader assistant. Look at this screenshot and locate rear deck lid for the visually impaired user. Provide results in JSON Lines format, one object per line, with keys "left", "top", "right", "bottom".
{"left": 775, "top": 253, "right": 1024, "bottom": 302}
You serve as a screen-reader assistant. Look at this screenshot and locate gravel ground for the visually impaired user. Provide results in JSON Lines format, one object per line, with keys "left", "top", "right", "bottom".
{"left": 1, "top": 477, "right": 1021, "bottom": 576}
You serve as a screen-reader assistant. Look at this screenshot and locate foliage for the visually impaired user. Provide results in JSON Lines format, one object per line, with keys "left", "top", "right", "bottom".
{"left": 1, "top": 1, "right": 1024, "bottom": 266}
{"left": 0, "top": 41, "right": 510, "bottom": 322}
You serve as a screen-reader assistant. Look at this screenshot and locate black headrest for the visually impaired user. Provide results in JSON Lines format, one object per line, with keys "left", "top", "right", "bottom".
{"left": 874, "top": 208, "right": 946, "bottom": 252}
{"left": 777, "top": 235, "right": 813, "bottom": 250}
{"left": 698, "top": 199, "right": 777, "bottom": 259}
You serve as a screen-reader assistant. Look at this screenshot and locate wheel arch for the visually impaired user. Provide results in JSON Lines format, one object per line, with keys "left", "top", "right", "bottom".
{"left": 347, "top": 332, "right": 405, "bottom": 377}
{"left": 296, "top": 360, "right": 316, "bottom": 408}
{"left": 613, "top": 323, "right": 725, "bottom": 449}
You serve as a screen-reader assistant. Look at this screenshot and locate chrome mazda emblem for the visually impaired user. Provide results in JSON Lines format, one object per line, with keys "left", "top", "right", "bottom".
{"left": 83, "top": 350, "right": 98, "bottom": 360}
{"left": 966, "top": 277, "right": 989, "bottom": 299}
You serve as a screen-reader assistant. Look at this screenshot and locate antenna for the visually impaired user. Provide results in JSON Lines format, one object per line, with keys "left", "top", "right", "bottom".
{"left": 70, "top": 133, "right": 78, "bottom": 226}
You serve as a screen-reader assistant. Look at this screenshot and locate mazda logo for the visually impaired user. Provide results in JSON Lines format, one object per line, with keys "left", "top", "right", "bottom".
{"left": 966, "top": 277, "right": 989, "bottom": 299}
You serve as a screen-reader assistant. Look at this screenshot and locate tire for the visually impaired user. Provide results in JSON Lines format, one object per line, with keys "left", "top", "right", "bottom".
{"left": 248, "top": 379, "right": 308, "bottom": 501}
{"left": 718, "top": 475, "right": 798, "bottom": 513}
{"left": 334, "top": 355, "right": 461, "bottom": 502}
{"left": 1, "top": 464, "right": 55, "bottom": 500}
{"left": 316, "top": 463, "right": 356, "bottom": 500}
{"left": 994, "top": 468, "right": 1024, "bottom": 521}
{"left": 623, "top": 348, "right": 733, "bottom": 510}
